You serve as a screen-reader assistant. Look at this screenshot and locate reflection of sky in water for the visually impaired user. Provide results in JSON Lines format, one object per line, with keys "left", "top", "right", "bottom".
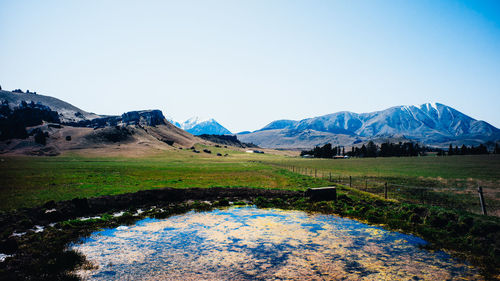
{"left": 72, "top": 206, "right": 482, "bottom": 280}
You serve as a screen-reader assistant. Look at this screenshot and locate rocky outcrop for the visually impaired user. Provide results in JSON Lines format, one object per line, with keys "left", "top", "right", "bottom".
{"left": 64, "top": 110, "right": 166, "bottom": 129}
{"left": 121, "top": 110, "right": 166, "bottom": 127}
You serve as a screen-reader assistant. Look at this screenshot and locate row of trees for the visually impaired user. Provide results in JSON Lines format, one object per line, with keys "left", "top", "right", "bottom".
{"left": 300, "top": 143, "right": 345, "bottom": 158}
{"left": 437, "top": 144, "right": 493, "bottom": 156}
{"left": 302, "top": 141, "right": 500, "bottom": 158}
{"left": 301, "top": 141, "right": 428, "bottom": 158}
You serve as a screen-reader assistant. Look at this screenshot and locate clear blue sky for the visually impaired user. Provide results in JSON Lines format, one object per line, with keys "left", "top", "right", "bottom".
{"left": 1, "top": 0, "right": 499, "bottom": 132}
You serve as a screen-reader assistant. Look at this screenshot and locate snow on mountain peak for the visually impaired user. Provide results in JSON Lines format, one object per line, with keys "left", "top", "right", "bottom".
{"left": 166, "top": 116, "right": 232, "bottom": 135}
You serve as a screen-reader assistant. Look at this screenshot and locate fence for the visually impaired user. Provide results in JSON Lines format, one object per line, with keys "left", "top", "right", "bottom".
{"left": 278, "top": 164, "right": 500, "bottom": 217}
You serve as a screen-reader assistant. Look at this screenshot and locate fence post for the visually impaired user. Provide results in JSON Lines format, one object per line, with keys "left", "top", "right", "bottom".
{"left": 349, "top": 176, "right": 352, "bottom": 187}
{"left": 329, "top": 172, "right": 332, "bottom": 182}
{"left": 365, "top": 179, "right": 367, "bottom": 191}
{"left": 478, "top": 186, "right": 487, "bottom": 216}
{"left": 384, "top": 182, "right": 388, "bottom": 199}
{"left": 315, "top": 169, "right": 317, "bottom": 178}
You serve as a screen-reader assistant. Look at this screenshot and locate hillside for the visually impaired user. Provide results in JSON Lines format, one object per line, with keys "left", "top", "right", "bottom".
{"left": 0, "top": 90, "right": 100, "bottom": 122}
{"left": 0, "top": 90, "right": 210, "bottom": 156}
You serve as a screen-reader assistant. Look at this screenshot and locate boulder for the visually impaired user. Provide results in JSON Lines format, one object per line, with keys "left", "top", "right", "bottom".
{"left": 305, "top": 187, "right": 337, "bottom": 201}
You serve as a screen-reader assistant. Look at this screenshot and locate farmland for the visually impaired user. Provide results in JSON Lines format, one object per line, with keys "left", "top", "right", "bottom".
{"left": 1, "top": 151, "right": 499, "bottom": 211}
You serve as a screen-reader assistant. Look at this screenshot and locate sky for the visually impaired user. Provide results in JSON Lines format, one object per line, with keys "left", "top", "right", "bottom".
{"left": 1, "top": 0, "right": 499, "bottom": 133}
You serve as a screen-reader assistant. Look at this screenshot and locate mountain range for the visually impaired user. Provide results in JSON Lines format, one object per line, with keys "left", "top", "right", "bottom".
{"left": 1, "top": 89, "right": 498, "bottom": 153}
{"left": 237, "top": 103, "right": 500, "bottom": 149}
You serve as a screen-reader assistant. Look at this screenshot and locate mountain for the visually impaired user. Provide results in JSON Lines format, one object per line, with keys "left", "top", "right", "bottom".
{"left": 237, "top": 103, "right": 500, "bottom": 149}
{"left": 178, "top": 117, "right": 232, "bottom": 135}
{"left": 166, "top": 116, "right": 182, "bottom": 128}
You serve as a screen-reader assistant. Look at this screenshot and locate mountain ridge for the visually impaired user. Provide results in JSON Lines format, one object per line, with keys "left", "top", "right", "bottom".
{"left": 238, "top": 103, "right": 500, "bottom": 149}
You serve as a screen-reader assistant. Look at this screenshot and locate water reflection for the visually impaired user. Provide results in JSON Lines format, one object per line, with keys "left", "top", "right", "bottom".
{"left": 72, "top": 206, "right": 481, "bottom": 280}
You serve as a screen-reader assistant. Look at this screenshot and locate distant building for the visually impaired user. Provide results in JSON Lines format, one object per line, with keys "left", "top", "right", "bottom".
{"left": 246, "top": 150, "right": 264, "bottom": 154}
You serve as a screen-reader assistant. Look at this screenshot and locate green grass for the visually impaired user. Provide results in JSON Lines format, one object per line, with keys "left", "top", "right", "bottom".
{"left": 0, "top": 150, "right": 329, "bottom": 210}
{"left": 263, "top": 154, "right": 500, "bottom": 185}
{"left": 260, "top": 154, "right": 500, "bottom": 215}
{"left": 1, "top": 151, "right": 499, "bottom": 212}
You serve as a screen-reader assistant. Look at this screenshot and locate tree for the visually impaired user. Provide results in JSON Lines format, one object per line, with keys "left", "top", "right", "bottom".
{"left": 460, "top": 145, "right": 468, "bottom": 155}
{"left": 448, "top": 144, "right": 453, "bottom": 156}
{"left": 360, "top": 144, "right": 367, "bottom": 157}
{"left": 366, "top": 141, "right": 377, "bottom": 157}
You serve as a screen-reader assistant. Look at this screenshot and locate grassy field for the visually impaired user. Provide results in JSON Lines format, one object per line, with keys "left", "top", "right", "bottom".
{"left": 262, "top": 154, "right": 500, "bottom": 215}
{"left": 1, "top": 149, "right": 499, "bottom": 211}
{"left": 0, "top": 148, "right": 328, "bottom": 210}
{"left": 263, "top": 154, "right": 500, "bottom": 182}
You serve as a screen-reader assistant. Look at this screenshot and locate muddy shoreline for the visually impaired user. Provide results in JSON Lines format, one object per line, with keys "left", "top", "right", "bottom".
{"left": 1, "top": 187, "right": 302, "bottom": 228}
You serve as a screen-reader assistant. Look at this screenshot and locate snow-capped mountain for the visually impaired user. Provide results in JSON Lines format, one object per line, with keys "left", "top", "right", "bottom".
{"left": 165, "top": 116, "right": 182, "bottom": 128}
{"left": 169, "top": 117, "right": 232, "bottom": 135}
{"left": 237, "top": 103, "right": 500, "bottom": 148}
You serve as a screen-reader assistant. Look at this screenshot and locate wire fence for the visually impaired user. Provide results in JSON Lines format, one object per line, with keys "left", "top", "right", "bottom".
{"left": 278, "top": 164, "right": 500, "bottom": 217}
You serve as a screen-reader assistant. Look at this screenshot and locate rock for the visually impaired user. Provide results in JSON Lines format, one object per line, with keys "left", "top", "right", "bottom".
{"left": 65, "top": 135, "right": 71, "bottom": 141}
{"left": 305, "top": 187, "right": 337, "bottom": 201}
{"left": 121, "top": 110, "right": 166, "bottom": 126}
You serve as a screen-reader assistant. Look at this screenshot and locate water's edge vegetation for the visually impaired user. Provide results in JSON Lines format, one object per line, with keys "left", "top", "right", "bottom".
{"left": 0, "top": 186, "right": 499, "bottom": 280}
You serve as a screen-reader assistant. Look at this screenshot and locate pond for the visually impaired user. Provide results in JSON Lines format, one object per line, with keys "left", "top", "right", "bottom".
{"left": 71, "top": 206, "right": 481, "bottom": 280}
